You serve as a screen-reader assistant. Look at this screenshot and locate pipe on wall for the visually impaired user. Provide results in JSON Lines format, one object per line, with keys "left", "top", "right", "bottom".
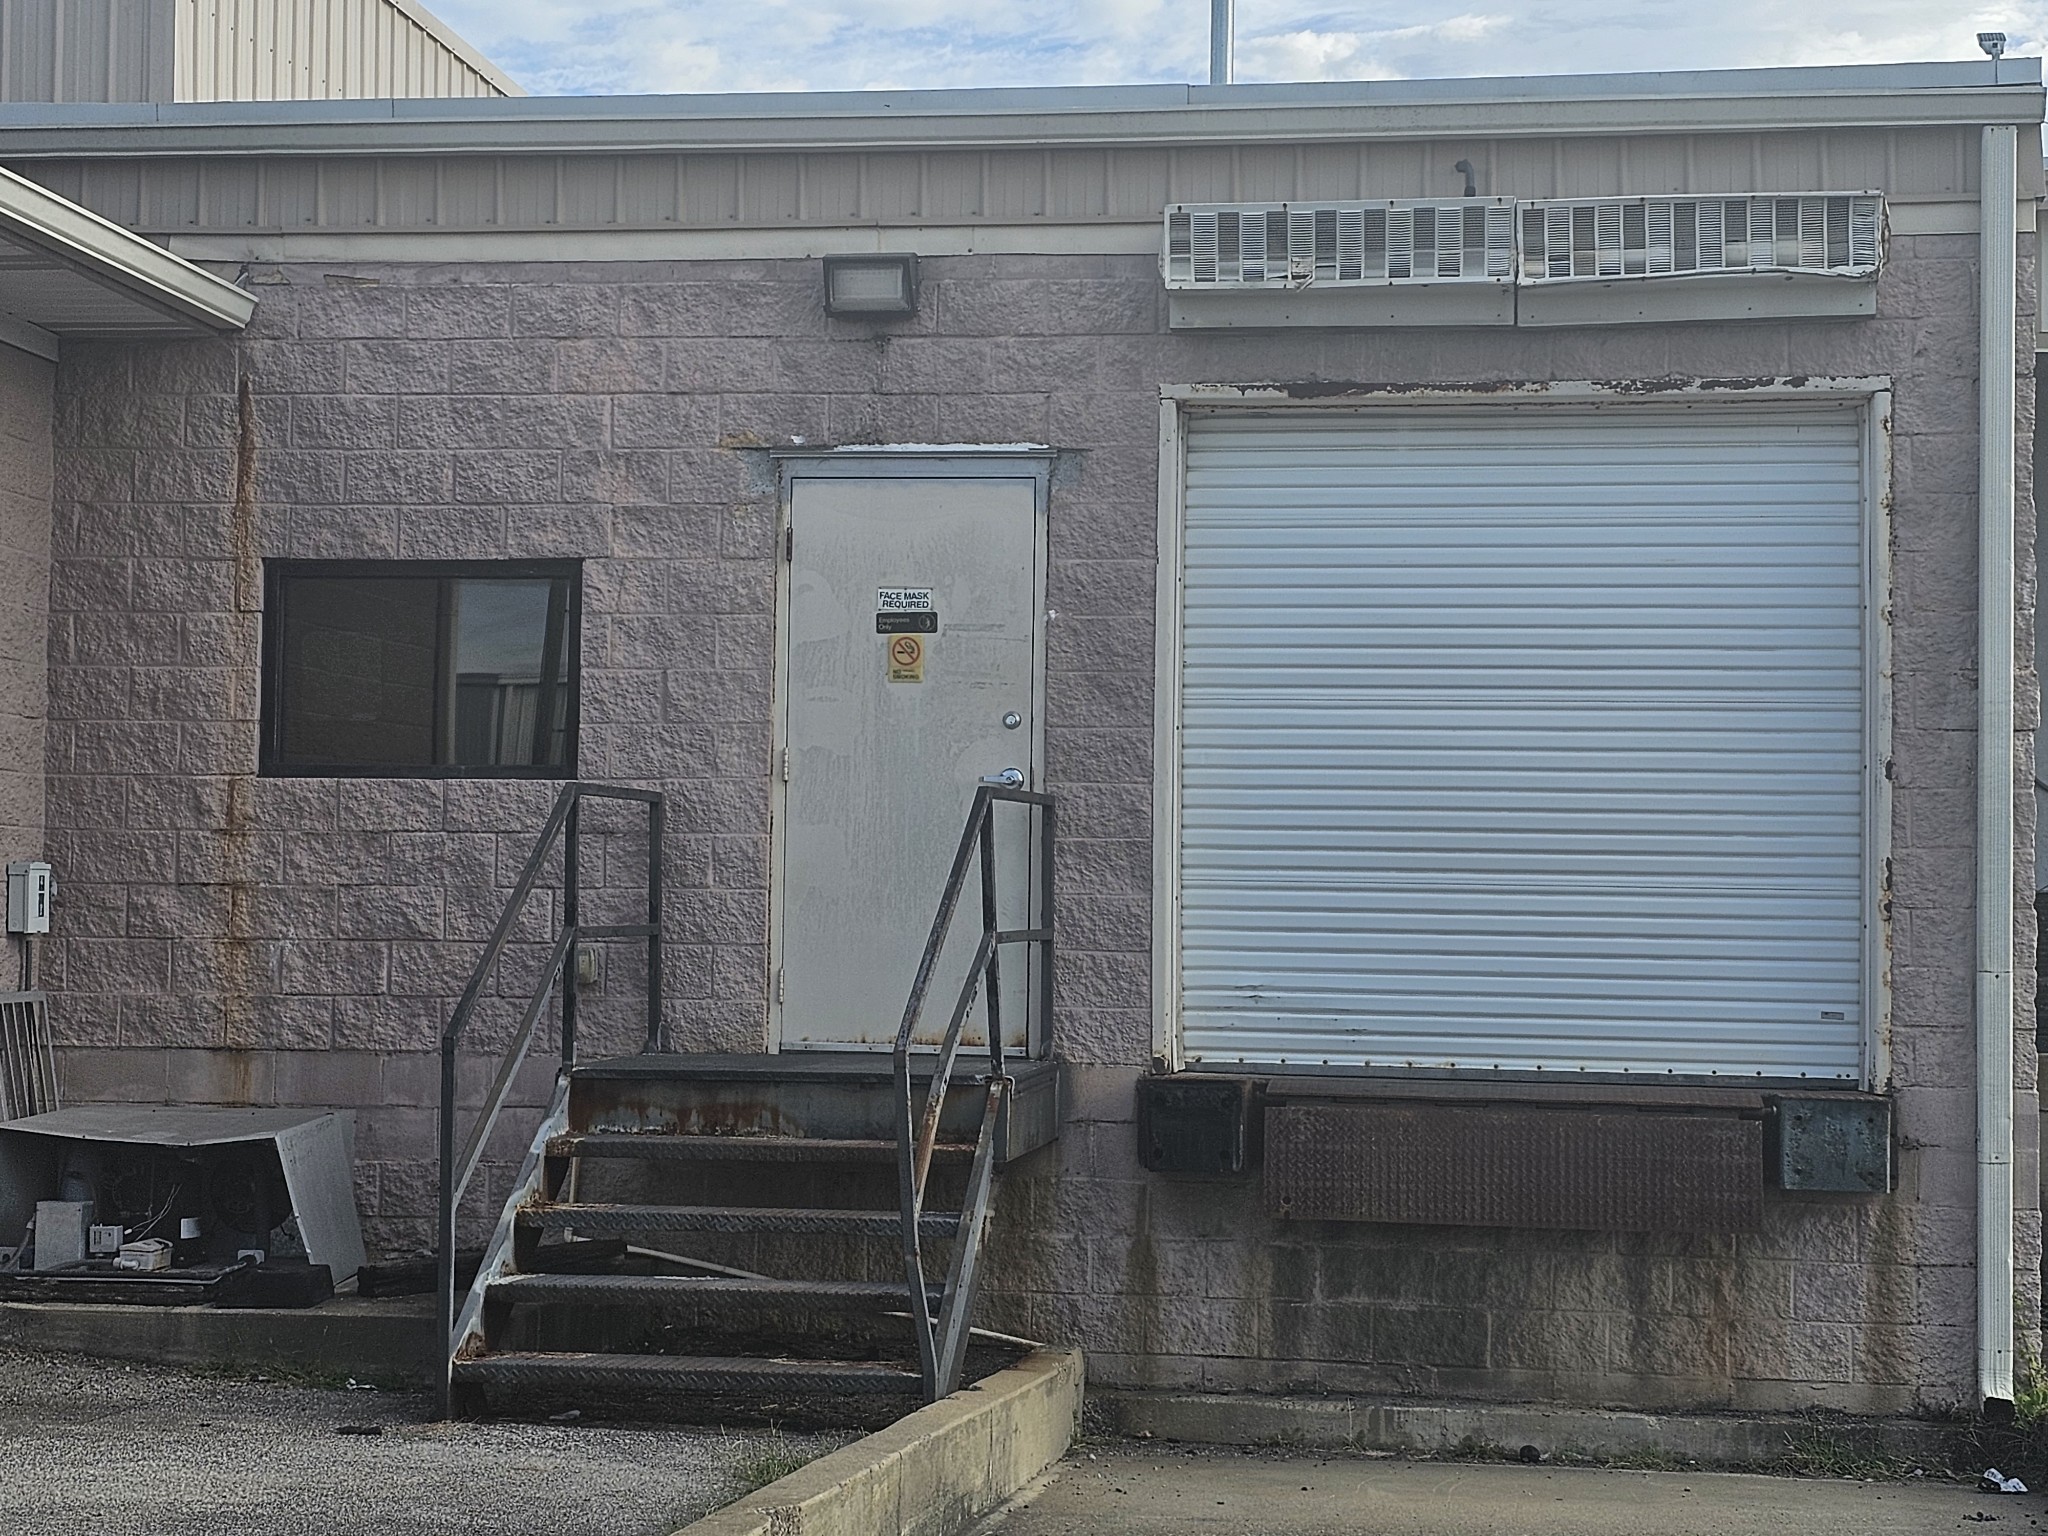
{"left": 1978, "top": 120, "right": 2020, "bottom": 1413}
{"left": 1208, "top": 0, "right": 1233, "bottom": 86}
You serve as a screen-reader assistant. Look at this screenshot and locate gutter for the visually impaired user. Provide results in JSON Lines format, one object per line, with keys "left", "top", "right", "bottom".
{"left": 1977, "top": 122, "right": 2020, "bottom": 1414}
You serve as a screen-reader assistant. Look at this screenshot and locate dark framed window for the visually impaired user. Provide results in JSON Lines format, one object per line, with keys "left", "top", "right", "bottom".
{"left": 260, "top": 560, "right": 580, "bottom": 778}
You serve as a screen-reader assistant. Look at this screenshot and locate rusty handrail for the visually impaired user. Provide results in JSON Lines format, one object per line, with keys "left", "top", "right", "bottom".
{"left": 435, "top": 781, "right": 665, "bottom": 1417}
{"left": 892, "top": 785, "right": 1056, "bottom": 1398}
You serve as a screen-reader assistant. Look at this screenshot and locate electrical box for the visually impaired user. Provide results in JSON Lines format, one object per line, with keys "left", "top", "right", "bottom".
{"left": 31, "top": 1200, "right": 89, "bottom": 1270}
{"left": 1136, "top": 1077, "right": 1252, "bottom": 1174}
{"left": 6, "top": 862, "right": 53, "bottom": 935}
{"left": 1767, "top": 1094, "right": 1892, "bottom": 1193}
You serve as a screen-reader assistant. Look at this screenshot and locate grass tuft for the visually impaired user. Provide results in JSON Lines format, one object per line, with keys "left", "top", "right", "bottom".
{"left": 729, "top": 1433, "right": 817, "bottom": 1496}
{"left": 1761, "top": 1420, "right": 1913, "bottom": 1481}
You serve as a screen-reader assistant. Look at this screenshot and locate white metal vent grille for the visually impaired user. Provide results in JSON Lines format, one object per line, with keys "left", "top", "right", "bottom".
{"left": 1165, "top": 201, "right": 1517, "bottom": 289}
{"left": 0, "top": 990, "right": 57, "bottom": 1121}
{"left": 1518, "top": 194, "right": 1884, "bottom": 282}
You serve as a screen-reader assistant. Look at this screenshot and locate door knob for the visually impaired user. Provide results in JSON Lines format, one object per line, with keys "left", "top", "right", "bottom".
{"left": 981, "top": 767, "right": 1025, "bottom": 788}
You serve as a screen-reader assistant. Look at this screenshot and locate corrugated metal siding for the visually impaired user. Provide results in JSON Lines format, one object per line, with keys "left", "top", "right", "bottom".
{"left": 0, "top": 0, "right": 174, "bottom": 103}
{"left": 11, "top": 124, "right": 1977, "bottom": 233}
{"left": 175, "top": 0, "right": 507, "bottom": 100}
{"left": 1177, "top": 408, "right": 1867, "bottom": 1081}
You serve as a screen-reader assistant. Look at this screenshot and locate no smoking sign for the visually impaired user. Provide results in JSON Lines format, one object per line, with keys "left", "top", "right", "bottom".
{"left": 886, "top": 632, "right": 926, "bottom": 684}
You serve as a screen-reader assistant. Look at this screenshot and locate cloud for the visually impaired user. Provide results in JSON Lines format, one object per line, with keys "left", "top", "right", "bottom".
{"left": 1236, "top": 14, "right": 1509, "bottom": 83}
{"left": 426, "top": 0, "right": 2048, "bottom": 96}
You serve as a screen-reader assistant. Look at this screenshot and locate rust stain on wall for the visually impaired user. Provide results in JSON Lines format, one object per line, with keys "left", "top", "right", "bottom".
{"left": 215, "top": 375, "right": 263, "bottom": 1062}
{"left": 231, "top": 374, "right": 260, "bottom": 614}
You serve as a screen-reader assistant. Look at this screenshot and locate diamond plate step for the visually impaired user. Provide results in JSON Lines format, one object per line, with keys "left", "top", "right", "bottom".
{"left": 517, "top": 1202, "right": 961, "bottom": 1238}
{"left": 452, "top": 1352, "right": 924, "bottom": 1397}
{"left": 550, "top": 1133, "right": 973, "bottom": 1163}
{"left": 487, "top": 1274, "right": 933, "bottom": 1309}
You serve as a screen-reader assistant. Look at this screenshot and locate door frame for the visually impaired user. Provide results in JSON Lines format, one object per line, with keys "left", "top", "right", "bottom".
{"left": 767, "top": 449, "right": 1056, "bottom": 1053}
{"left": 1150, "top": 378, "right": 1895, "bottom": 1088}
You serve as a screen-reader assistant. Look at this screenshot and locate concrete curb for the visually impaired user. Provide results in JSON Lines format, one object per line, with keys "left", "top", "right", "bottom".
{"left": 678, "top": 1349, "right": 1084, "bottom": 1536}
{"left": 0, "top": 1297, "right": 436, "bottom": 1386}
{"left": 1096, "top": 1389, "right": 1962, "bottom": 1469}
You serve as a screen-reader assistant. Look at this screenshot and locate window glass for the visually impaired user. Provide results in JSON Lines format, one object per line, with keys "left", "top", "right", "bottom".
{"left": 267, "top": 565, "right": 576, "bottom": 775}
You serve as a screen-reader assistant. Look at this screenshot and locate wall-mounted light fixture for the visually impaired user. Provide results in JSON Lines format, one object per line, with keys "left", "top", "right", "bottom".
{"left": 822, "top": 252, "right": 920, "bottom": 316}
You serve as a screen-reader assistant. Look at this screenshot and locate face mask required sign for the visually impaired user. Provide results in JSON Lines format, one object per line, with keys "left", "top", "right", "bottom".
{"left": 876, "top": 586, "right": 938, "bottom": 635}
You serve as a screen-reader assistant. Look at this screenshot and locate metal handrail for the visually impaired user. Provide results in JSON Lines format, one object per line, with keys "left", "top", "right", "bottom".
{"left": 436, "top": 780, "right": 665, "bottom": 1416}
{"left": 893, "top": 785, "right": 1056, "bottom": 1398}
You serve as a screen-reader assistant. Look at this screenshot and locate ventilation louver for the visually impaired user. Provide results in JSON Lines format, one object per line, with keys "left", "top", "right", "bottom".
{"left": 1164, "top": 200, "right": 1517, "bottom": 289}
{"left": 1163, "top": 193, "right": 1886, "bottom": 294}
{"left": 1518, "top": 194, "right": 1885, "bottom": 282}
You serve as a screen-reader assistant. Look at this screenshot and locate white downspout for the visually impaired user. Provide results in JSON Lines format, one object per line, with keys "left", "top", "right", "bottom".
{"left": 1978, "top": 120, "right": 2020, "bottom": 1413}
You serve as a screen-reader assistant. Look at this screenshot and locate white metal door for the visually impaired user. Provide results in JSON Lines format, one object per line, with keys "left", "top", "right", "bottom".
{"left": 778, "top": 474, "right": 1041, "bottom": 1050}
{"left": 1175, "top": 407, "right": 1868, "bottom": 1081}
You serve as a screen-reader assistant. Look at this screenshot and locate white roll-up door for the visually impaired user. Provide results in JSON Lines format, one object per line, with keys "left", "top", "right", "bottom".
{"left": 1176, "top": 407, "right": 1868, "bottom": 1081}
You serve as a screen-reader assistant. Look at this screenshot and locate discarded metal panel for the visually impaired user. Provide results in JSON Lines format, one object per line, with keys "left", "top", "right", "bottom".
{"left": 1136, "top": 1076, "right": 1249, "bottom": 1174}
{"left": 1264, "top": 1101, "right": 1763, "bottom": 1232}
{"left": 1768, "top": 1094, "right": 1891, "bottom": 1192}
{"left": 0, "top": 1105, "right": 365, "bottom": 1281}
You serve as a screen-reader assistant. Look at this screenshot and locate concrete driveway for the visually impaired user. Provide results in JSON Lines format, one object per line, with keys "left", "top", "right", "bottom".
{"left": 0, "top": 1345, "right": 846, "bottom": 1536}
{"left": 976, "top": 1445, "right": 2033, "bottom": 1535}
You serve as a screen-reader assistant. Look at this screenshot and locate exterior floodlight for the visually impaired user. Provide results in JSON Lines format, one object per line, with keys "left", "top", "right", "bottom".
{"left": 822, "top": 253, "right": 920, "bottom": 316}
{"left": 1980, "top": 32, "right": 2007, "bottom": 57}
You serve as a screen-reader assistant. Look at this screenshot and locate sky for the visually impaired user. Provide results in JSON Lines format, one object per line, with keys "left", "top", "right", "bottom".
{"left": 427, "top": 0, "right": 2048, "bottom": 98}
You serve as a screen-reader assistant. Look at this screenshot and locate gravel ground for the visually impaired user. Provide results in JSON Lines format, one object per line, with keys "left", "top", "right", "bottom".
{"left": 0, "top": 1346, "right": 850, "bottom": 1536}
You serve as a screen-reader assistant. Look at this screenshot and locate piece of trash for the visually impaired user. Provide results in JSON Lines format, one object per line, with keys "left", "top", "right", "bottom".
{"left": 1517, "top": 1445, "right": 1543, "bottom": 1464}
{"left": 548, "top": 1409, "right": 582, "bottom": 1424}
{"left": 1980, "top": 1469, "right": 2029, "bottom": 1495}
{"left": 345, "top": 1378, "right": 377, "bottom": 1392}
{"left": 336, "top": 1424, "right": 382, "bottom": 1437}
{"left": 1964, "top": 1513, "right": 2000, "bottom": 1524}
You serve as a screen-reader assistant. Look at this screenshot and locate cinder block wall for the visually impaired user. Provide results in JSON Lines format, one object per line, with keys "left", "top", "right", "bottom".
{"left": 0, "top": 341, "right": 53, "bottom": 988}
{"left": 39, "top": 235, "right": 2036, "bottom": 1413}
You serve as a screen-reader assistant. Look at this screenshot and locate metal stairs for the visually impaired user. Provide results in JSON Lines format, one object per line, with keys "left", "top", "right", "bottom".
{"left": 434, "top": 783, "right": 1058, "bottom": 1425}
{"left": 447, "top": 1053, "right": 1059, "bottom": 1422}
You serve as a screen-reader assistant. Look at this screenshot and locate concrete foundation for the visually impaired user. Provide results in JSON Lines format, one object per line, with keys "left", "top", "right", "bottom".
{"left": 0, "top": 1294, "right": 436, "bottom": 1384}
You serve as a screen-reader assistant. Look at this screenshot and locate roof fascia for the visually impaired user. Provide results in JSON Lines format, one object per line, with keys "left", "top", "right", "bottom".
{"left": 0, "top": 61, "right": 2034, "bottom": 157}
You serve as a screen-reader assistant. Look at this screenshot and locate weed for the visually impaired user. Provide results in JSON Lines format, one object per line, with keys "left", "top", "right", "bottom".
{"left": 1595, "top": 1445, "right": 1691, "bottom": 1473}
{"left": 2014, "top": 1339, "right": 2048, "bottom": 1432}
{"left": 1760, "top": 1419, "right": 1913, "bottom": 1481}
{"left": 1442, "top": 1434, "right": 1502, "bottom": 1462}
{"left": 729, "top": 1433, "right": 817, "bottom": 1496}
{"left": 188, "top": 1360, "right": 369, "bottom": 1392}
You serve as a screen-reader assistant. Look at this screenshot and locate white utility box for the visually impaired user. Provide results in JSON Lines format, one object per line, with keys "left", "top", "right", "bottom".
{"left": 6, "top": 862, "right": 53, "bottom": 934}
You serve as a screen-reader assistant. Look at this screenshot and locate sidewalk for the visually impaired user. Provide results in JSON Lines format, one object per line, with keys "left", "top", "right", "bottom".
{"left": 975, "top": 1445, "right": 2026, "bottom": 1535}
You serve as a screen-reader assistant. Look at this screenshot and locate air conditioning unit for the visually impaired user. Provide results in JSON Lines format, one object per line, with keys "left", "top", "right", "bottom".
{"left": 1163, "top": 199, "right": 1518, "bottom": 289}
{"left": 1517, "top": 193, "right": 1885, "bottom": 283}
